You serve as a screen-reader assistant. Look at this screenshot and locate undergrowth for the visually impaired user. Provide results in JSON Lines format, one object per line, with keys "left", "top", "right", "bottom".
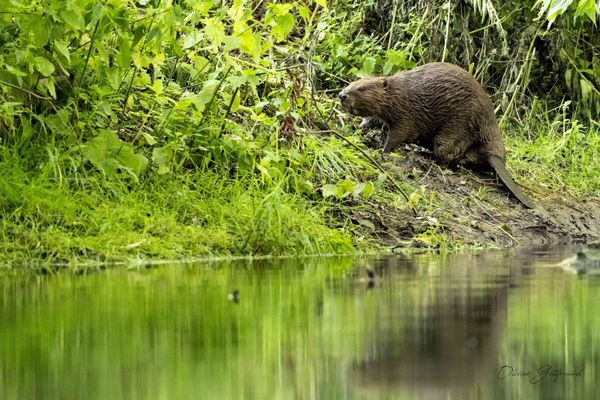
{"left": 0, "top": 149, "right": 360, "bottom": 265}
{"left": 506, "top": 103, "right": 600, "bottom": 196}
{"left": 0, "top": 0, "right": 598, "bottom": 265}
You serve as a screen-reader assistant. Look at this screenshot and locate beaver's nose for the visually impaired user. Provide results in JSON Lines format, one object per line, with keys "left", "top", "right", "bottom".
{"left": 338, "top": 91, "right": 347, "bottom": 102}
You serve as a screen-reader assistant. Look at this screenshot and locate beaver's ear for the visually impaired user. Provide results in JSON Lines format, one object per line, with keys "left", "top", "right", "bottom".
{"left": 382, "top": 79, "right": 389, "bottom": 89}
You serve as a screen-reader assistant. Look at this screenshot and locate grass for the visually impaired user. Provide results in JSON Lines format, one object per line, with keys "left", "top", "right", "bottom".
{"left": 0, "top": 150, "right": 360, "bottom": 267}
{"left": 2, "top": 106, "right": 598, "bottom": 267}
{"left": 504, "top": 105, "right": 600, "bottom": 197}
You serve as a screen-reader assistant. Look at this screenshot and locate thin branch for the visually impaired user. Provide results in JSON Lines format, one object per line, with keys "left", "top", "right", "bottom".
{"left": 0, "top": 80, "right": 53, "bottom": 100}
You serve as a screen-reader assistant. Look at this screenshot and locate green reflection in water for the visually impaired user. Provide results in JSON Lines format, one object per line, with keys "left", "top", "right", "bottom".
{"left": 0, "top": 253, "right": 598, "bottom": 400}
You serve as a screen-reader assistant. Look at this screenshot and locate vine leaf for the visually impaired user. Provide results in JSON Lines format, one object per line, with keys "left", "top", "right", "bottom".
{"left": 82, "top": 130, "right": 148, "bottom": 181}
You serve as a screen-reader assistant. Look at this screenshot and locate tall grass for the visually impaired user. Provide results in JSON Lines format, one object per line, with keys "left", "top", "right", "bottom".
{"left": 0, "top": 149, "right": 358, "bottom": 266}
{"left": 506, "top": 102, "right": 600, "bottom": 196}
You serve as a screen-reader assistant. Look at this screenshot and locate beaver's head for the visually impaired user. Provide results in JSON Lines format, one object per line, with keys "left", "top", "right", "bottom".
{"left": 338, "top": 77, "right": 389, "bottom": 118}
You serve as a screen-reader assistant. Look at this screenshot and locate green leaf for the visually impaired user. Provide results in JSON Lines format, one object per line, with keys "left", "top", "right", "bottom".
{"left": 278, "top": 98, "right": 291, "bottom": 112}
{"left": 321, "top": 184, "right": 338, "bottom": 198}
{"left": 357, "top": 219, "right": 376, "bottom": 230}
{"left": 35, "top": 56, "right": 55, "bottom": 77}
{"left": 204, "top": 18, "right": 226, "bottom": 47}
{"left": 580, "top": 78, "right": 593, "bottom": 101}
{"left": 223, "top": 36, "right": 241, "bottom": 52}
{"left": 272, "top": 13, "right": 295, "bottom": 42}
{"left": 43, "top": 77, "right": 56, "bottom": 98}
{"left": 575, "top": 0, "right": 597, "bottom": 22}
{"left": 5, "top": 65, "right": 27, "bottom": 78}
{"left": 362, "top": 57, "right": 376, "bottom": 75}
{"left": 337, "top": 180, "right": 355, "bottom": 198}
{"left": 314, "top": 0, "right": 327, "bottom": 7}
{"left": 256, "top": 164, "right": 271, "bottom": 179}
{"left": 229, "top": 70, "right": 259, "bottom": 89}
{"left": 230, "top": 91, "right": 241, "bottom": 113}
{"left": 106, "top": 68, "right": 123, "bottom": 91}
{"left": 89, "top": 4, "right": 105, "bottom": 26}
{"left": 236, "top": 22, "right": 261, "bottom": 58}
{"left": 271, "top": 4, "right": 294, "bottom": 15}
{"left": 61, "top": 9, "right": 86, "bottom": 30}
{"left": 298, "top": 6, "right": 311, "bottom": 21}
{"left": 197, "top": 79, "right": 220, "bottom": 107}
{"left": 143, "top": 133, "right": 158, "bottom": 145}
{"left": 565, "top": 68, "right": 573, "bottom": 90}
{"left": 362, "top": 182, "right": 374, "bottom": 199}
{"left": 83, "top": 130, "right": 148, "bottom": 180}
{"left": 20, "top": 15, "right": 50, "bottom": 46}
{"left": 300, "top": 180, "right": 315, "bottom": 195}
{"left": 383, "top": 50, "right": 411, "bottom": 75}
{"left": 536, "top": 0, "right": 575, "bottom": 24}
{"left": 53, "top": 41, "right": 71, "bottom": 64}
{"left": 183, "top": 32, "right": 203, "bottom": 49}
{"left": 352, "top": 182, "right": 366, "bottom": 198}
{"left": 116, "top": 37, "right": 132, "bottom": 68}
{"left": 152, "top": 146, "right": 173, "bottom": 174}
{"left": 193, "top": 0, "right": 216, "bottom": 15}
{"left": 152, "top": 79, "right": 163, "bottom": 95}
{"left": 228, "top": 0, "right": 250, "bottom": 22}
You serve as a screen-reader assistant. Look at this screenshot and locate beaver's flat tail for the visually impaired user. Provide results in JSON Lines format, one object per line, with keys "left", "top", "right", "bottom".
{"left": 488, "top": 155, "right": 535, "bottom": 209}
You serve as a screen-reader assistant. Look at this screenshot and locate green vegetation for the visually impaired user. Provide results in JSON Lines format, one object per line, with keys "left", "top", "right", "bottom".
{"left": 0, "top": 155, "right": 356, "bottom": 264}
{"left": 506, "top": 106, "right": 600, "bottom": 195}
{"left": 0, "top": 0, "right": 598, "bottom": 265}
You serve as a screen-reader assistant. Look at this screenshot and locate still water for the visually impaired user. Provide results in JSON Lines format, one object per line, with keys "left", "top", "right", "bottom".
{"left": 0, "top": 251, "right": 598, "bottom": 400}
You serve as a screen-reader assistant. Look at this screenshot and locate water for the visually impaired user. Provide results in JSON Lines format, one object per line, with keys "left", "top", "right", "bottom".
{"left": 1, "top": 251, "right": 598, "bottom": 400}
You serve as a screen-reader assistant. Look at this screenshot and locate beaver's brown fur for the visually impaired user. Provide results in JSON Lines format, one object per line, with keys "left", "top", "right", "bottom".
{"left": 338, "top": 62, "right": 534, "bottom": 209}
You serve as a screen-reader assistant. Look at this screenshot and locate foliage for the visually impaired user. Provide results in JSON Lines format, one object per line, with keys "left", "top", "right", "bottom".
{"left": 365, "top": 0, "right": 600, "bottom": 120}
{"left": 0, "top": 0, "right": 389, "bottom": 263}
{"left": 0, "top": 0, "right": 598, "bottom": 263}
{"left": 0, "top": 0, "right": 391, "bottom": 190}
{"left": 506, "top": 102, "right": 600, "bottom": 195}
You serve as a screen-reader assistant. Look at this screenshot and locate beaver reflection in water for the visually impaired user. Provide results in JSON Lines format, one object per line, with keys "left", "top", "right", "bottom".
{"left": 338, "top": 62, "right": 534, "bottom": 209}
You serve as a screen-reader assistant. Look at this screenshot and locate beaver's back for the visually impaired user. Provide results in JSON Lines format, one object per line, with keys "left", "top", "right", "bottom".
{"left": 380, "top": 63, "right": 503, "bottom": 159}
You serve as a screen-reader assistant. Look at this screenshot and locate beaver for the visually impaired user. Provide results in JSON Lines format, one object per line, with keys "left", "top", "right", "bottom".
{"left": 338, "top": 62, "right": 534, "bottom": 209}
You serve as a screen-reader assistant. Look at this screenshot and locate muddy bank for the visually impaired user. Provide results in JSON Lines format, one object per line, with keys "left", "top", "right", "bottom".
{"left": 349, "top": 145, "right": 600, "bottom": 249}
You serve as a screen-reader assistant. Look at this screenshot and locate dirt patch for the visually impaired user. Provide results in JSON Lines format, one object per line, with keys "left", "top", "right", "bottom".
{"left": 350, "top": 144, "right": 600, "bottom": 248}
